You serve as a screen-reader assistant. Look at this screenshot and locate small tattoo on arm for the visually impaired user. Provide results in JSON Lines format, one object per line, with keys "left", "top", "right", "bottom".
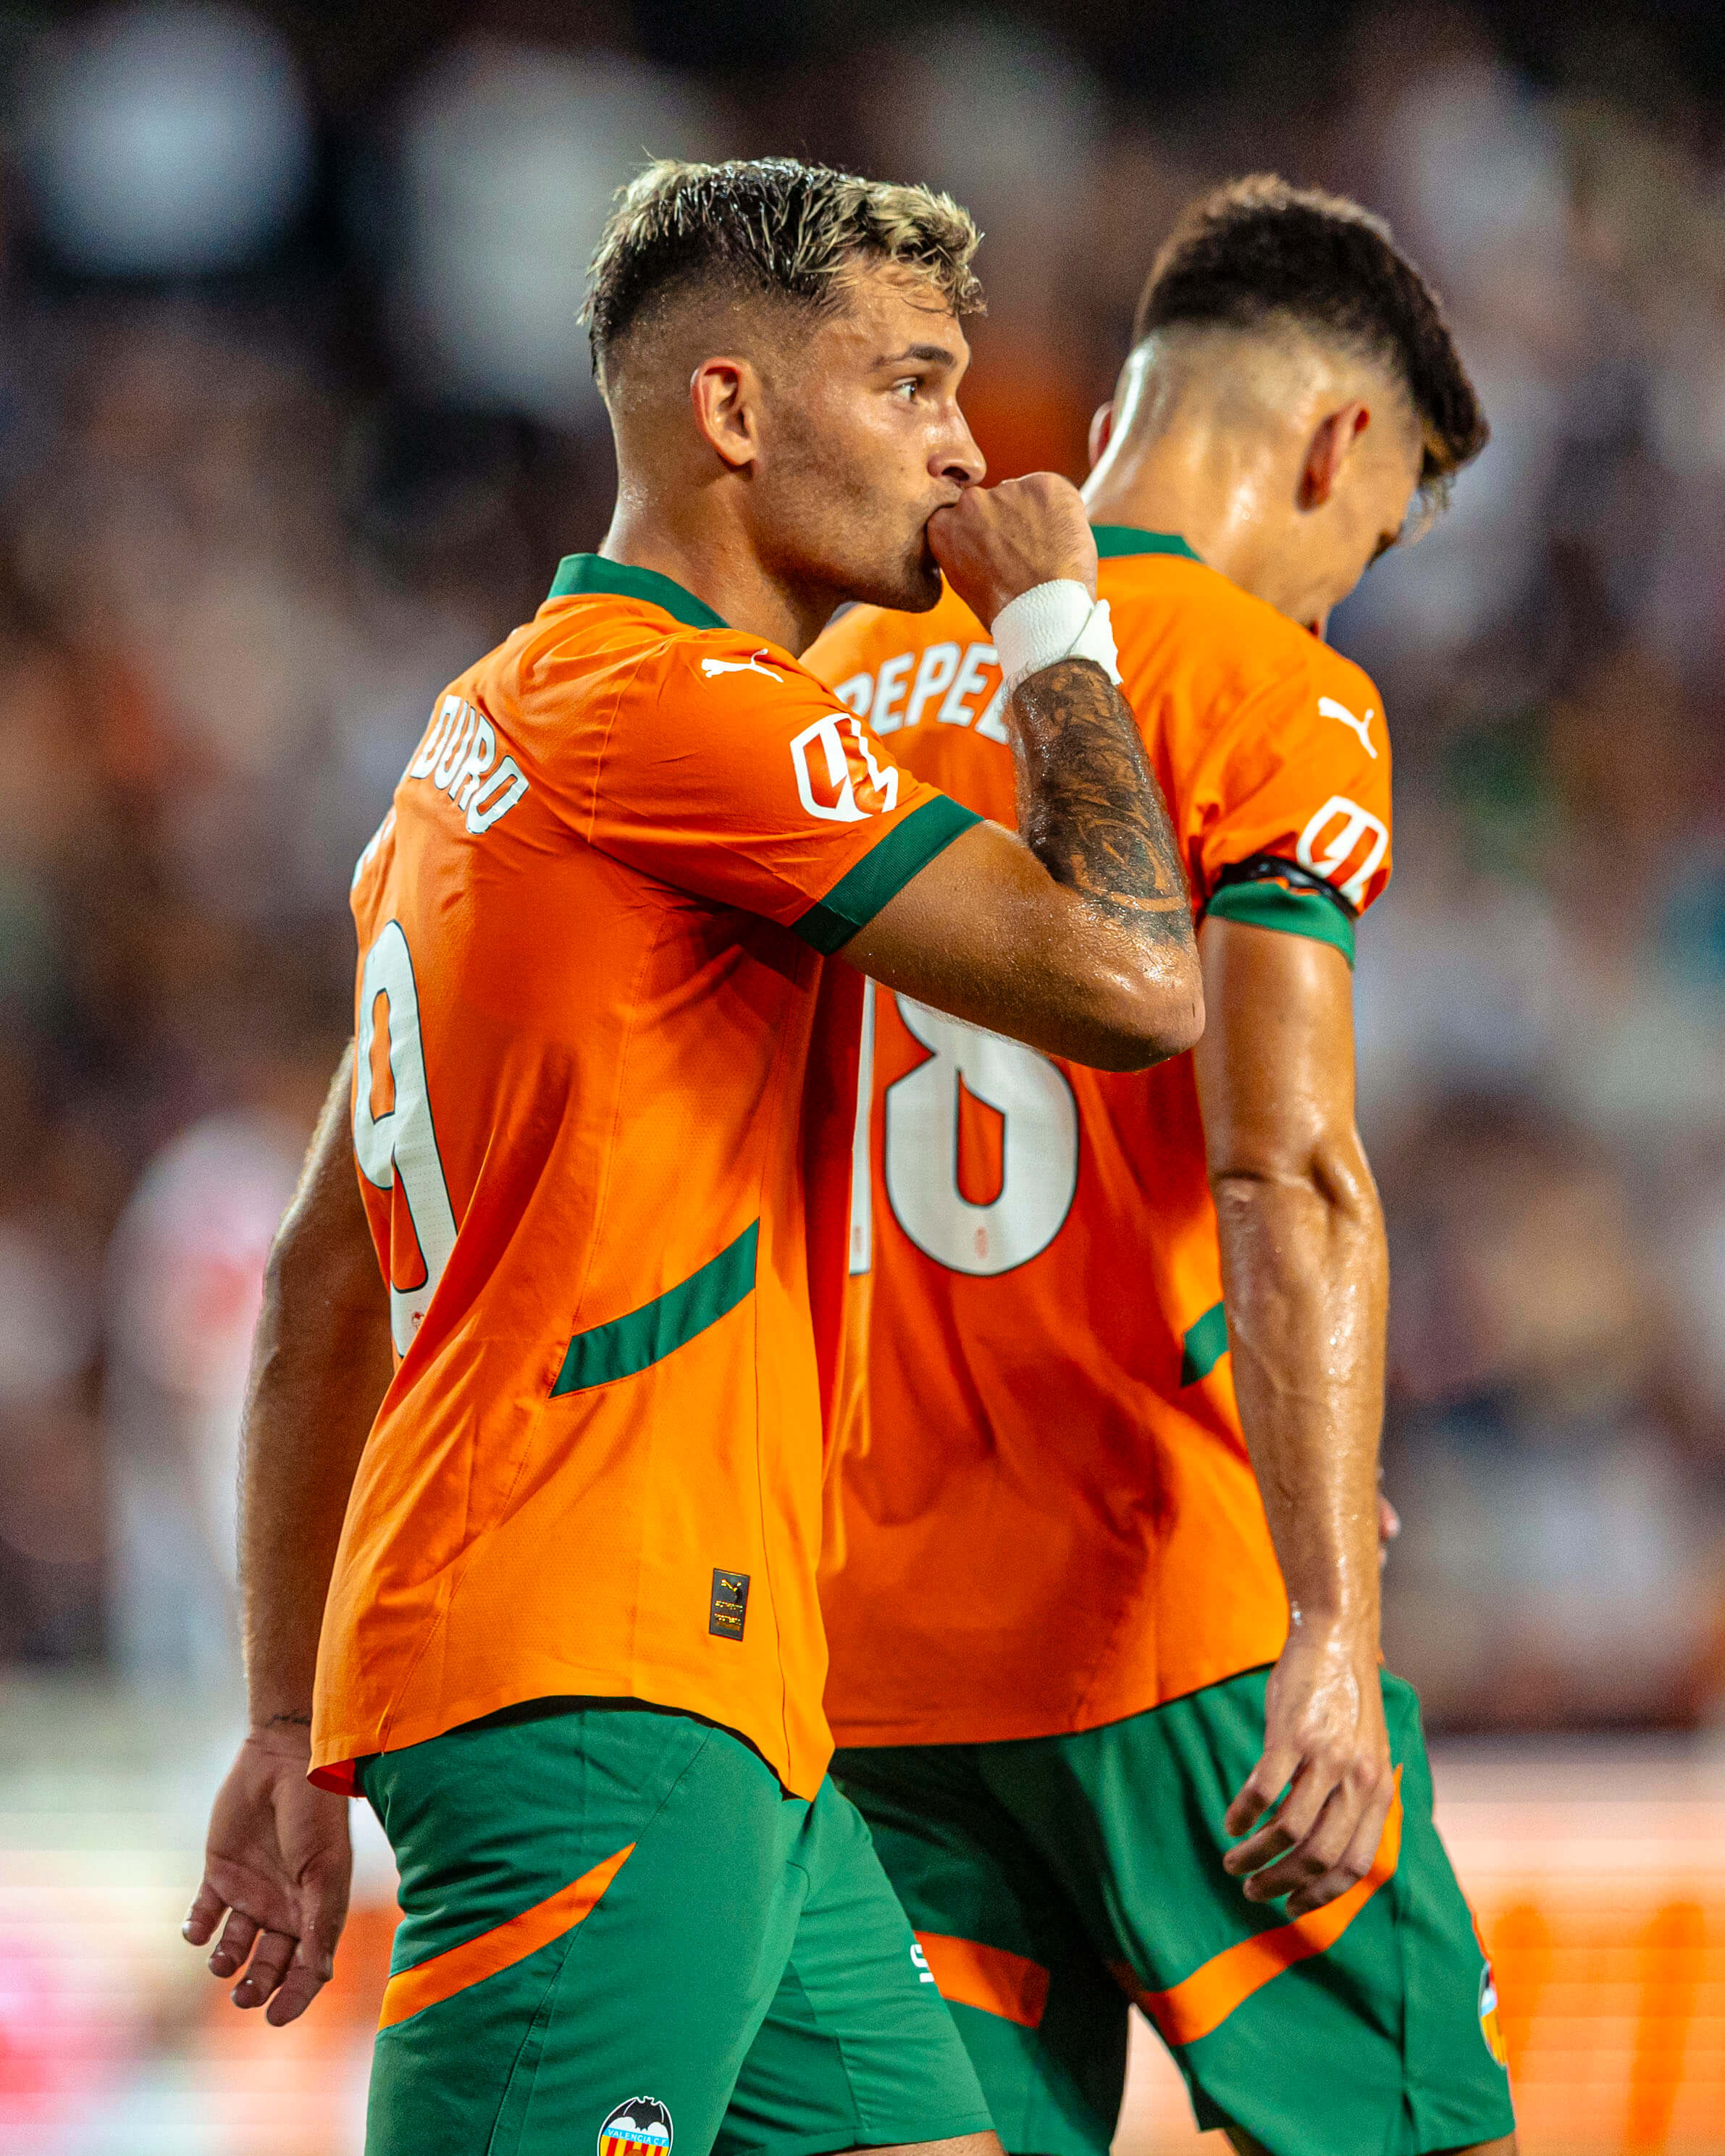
{"left": 268, "top": 1711, "right": 313, "bottom": 1728}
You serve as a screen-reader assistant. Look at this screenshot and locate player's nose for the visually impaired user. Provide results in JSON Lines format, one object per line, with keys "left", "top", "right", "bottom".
{"left": 934, "top": 408, "right": 986, "bottom": 489}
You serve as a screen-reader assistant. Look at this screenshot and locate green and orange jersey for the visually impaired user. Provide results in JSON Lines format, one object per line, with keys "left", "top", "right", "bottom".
{"left": 314, "top": 555, "right": 977, "bottom": 1801}
{"left": 803, "top": 529, "right": 1393, "bottom": 1747}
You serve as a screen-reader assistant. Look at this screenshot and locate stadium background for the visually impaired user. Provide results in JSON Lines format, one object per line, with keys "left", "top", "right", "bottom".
{"left": 1, "top": 0, "right": 1724, "bottom": 2147}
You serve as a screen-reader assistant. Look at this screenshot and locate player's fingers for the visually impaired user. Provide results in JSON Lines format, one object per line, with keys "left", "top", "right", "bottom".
{"left": 182, "top": 1879, "right": 228, "bottom": 1949}
{"left": 1241, "top": 1785, "right": 1356, "bottom": 1904}
{"left": 299, "top": 1852, "right": 351, "bottom": 1977}
{"left": 264, "top": 1941, "right": 333, "bottom": 2026}
{"left": 1222, "top": 1749, "right": 1301, "bottom": 1841}
{"left": 1284, "top": 1773, "right": 1395, "bottom": 1917}
{"left": 208, "top": 1906, "right": 259, "bottom": 1980}
{"left": 1223, "top": 1763, "right": 1330, "bottom": 1878}
{"left": 230, "top": 1929, "right": 296, "bottom": 2009}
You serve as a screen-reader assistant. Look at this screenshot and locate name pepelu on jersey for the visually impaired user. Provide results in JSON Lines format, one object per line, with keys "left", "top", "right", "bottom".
{"left": 405, "top": 691, "right": 532, "bottom": 836}
{"left": 828, "top": 638, "right": 1010, "bottom": 742}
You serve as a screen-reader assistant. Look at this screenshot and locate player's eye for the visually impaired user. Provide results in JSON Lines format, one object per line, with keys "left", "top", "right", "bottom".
{"left": 891, "top": 376, "right": 923, "bottom": 400}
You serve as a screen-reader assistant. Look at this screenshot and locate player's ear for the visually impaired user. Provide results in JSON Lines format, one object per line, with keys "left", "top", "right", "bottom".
{"left": 1299, "top": 400, "right": 1370, "bottom": 511}
{"left": 690, "top": 357, "right": 762, "bottom": 471}
{"left": 1088, "top": 400, "right": 1115, "bottom": 472}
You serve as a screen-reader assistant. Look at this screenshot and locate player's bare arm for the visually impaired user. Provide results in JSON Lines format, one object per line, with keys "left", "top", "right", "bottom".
{"left": 1010, "top": 652, "right": 1190, "bottom": 935}
{"left": 1196, "top": 919, "right": 1393, "bottom": 1919}
{"left": 182, "top": 1043, "right": 393, "bottom": 2024}
{"left": 844, "top": 476, "right": 1201, "bottom": 1071}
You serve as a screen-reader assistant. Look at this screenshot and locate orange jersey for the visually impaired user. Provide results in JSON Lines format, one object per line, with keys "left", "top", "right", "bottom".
{"left": 804, "top": 529, "right": 1393, "bottom": 1746}
{"left": 315, "top": 555, "right": 976, "bottom": 1798}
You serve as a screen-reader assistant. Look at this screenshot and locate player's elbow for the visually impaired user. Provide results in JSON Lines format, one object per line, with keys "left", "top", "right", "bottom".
{"left": 1073, "top": 951, "right": 1206, "bottom": 1071}
{"left": 1210, "top": 1128, "right": 1380, "bottom": 1226}
{"left": 266, "top": 1184, "right": 381, "bottom": 1321}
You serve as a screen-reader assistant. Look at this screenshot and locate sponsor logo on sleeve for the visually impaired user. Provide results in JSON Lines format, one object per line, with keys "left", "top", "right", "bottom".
{"left": 789, "top": 712, "right": 901, "bottom": 822}
{"left": 600, "top": 2100, "right": 673, "bottom": 2156}
{"left": 1296, "top": 794, "right": 1389, "bottom": 909}
{"left": 1319, "top": 694, "right": 1377, "bottom": 759}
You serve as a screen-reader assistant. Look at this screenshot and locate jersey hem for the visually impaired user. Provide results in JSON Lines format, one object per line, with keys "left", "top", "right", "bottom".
{"left": 826, "top": 1656, "right": 1288, "bottom": 1752}
{"left": 314, "top": 1668, "right": 831, "bottom": 1801}
{"left": 794, "top": 795, "right": 980, "bottom": 953}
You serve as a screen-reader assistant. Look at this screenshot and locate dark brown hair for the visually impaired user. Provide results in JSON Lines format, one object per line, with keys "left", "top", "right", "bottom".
{"left": 1134, "top": 175, "right": 1487, "bottom": 497}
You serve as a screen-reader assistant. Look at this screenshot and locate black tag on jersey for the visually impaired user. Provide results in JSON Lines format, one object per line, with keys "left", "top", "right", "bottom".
{"left": 709, "top": 1569, "right": 750, "bottom": 1641}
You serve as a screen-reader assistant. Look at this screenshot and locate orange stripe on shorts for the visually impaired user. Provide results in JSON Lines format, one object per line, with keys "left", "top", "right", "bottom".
{"left": 917, "top": 1931, "right": 1050, "bottom": 2029}
{"left": 1120, "top": 1769, "right": 1404, "bottom": 2050}
{"left": 378, "top": 1839, "right": 635, "bottom": 2029}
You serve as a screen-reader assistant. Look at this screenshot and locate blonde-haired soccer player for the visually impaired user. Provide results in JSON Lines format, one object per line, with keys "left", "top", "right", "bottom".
{"left": 182, "top": 157, "right": 1204, "bottom": 2156}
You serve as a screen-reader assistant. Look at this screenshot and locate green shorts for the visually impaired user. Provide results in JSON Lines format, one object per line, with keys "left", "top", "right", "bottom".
{"left": 360, "top": 1698, "right": 991, "bottom": 2156}
{"left": 833, "top": 1669, "right": 1515, "bottom": 2156}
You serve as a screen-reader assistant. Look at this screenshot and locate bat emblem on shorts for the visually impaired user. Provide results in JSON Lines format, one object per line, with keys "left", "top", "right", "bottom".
{"left": 702, "top": 650, "right": 781, "bottom": 683}
{"left": 600, "top": 2097, "right": 673, "bottom": 2156}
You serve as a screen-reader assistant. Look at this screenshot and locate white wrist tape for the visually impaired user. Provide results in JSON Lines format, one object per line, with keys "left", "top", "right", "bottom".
{"left": 991, "top": 580, "right": 1121, "bottom": 698}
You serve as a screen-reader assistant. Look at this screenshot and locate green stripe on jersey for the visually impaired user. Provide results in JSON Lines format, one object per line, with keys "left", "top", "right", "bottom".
{"left": 795, "top": 796, "right": 981, "bottom": 954}
{"left": 1204, "top": 880, "right": 1356, "bottom": 966}
{"left": 547, "top": 554, "right": 728, "bottom": 631}
{"left": 550, "top": 1222, "right": 759, "bottom": 1396}
{"left": 1180, "top": 1302, "right": 1229, "bottom": 1388}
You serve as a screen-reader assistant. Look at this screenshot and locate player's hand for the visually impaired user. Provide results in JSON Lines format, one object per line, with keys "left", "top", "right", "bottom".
{"left": 182, "top": 1725, "right": 352, "bottom": 2026}
{"left": 1220, "top": 1622, "right": 1393, "bottom": 1918}
{"left": 927, "top": 473, "right": 1099, "bottom": 628}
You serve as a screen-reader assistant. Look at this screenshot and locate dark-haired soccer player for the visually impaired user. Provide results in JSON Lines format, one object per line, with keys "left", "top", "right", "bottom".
{"left": 807, "top": 178, "right": 1516, "bottom": 2156}
{"left": 180, "top": 159, "right": 1202, "bottom": 2155}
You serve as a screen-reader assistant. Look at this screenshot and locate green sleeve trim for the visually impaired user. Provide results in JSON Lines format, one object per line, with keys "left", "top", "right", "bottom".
{"left": 1180, "top": 1301, "right": 1230, "bottom": 1387}
{"left": 794, "top": 795, "right": 981, "bottom": 954}
{"left": 550, "top": 1221, "right": 758, "bottom": 1396}
{"left": 1203, "top": 880, "right": 1356, "bottom": 967}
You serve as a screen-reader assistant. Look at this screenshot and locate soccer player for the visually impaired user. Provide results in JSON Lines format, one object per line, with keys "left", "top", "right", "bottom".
{"left": 805, "top": 179, "right": 1514, "bottom": 2156}
{"left": 180, "top": 159, "right": 1203, "bottom": 2156}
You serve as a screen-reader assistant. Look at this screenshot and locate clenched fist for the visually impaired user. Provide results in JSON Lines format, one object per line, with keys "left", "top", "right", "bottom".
{"left": 928, "top": 473, "right": 1098, "bottom": 631}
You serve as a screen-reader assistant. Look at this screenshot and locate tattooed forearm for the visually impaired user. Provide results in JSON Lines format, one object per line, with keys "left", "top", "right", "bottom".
{"left": 1010, "top": 657, "right": 1195, "bottom": 946}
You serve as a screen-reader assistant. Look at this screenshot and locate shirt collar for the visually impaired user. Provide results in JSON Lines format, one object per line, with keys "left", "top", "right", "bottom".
{"left": 1091, "top": 526, "right": 1202, "bottom": 563}
{"left": 547, "top": 554, "right": 729, "bottom": 631}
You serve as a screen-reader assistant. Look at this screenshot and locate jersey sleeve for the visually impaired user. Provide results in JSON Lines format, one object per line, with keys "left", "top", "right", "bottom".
{"left": 582, "top": 633, "right": 979, "bottom": 951}
{"left": 1193, "top": 657, "right": 1393, "bottom": 967}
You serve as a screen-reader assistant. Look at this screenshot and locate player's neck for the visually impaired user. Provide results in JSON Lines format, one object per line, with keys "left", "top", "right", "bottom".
{"left": 599, "top": 500, "right": 832, "bottom": 656}
{"left": 1081, "top": 426, "right": 1293, "bottom": 615}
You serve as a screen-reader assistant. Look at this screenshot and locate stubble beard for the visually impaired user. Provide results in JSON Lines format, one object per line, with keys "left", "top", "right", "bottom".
{"left": 766, "top": 410, "right": 943, "bottom": 614}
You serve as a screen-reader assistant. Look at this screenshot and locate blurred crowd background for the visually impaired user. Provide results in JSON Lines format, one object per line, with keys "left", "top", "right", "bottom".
{"left": 4, "top": 0, "right": 1725, "bottom": 2149}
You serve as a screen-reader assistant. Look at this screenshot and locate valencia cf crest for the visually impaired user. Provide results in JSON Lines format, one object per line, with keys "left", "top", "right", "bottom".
{"left": 1478, "top": 1963, "right": 1508, "bottom": 2067}
{"left": 600, "top": 2098, "right": 673, "bottom": 2156}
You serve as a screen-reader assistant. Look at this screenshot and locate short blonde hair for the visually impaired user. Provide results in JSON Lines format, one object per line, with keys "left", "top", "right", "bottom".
{"left": 585, "top": 157, "right": 983, "bottom": 384}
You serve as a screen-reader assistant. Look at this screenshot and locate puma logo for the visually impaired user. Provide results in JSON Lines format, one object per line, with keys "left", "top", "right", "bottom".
{"left": 701, "top": 650, "right": 781, "bottom": 683}
{"left": 1319, "top": 695, "right": 1377, "bottom": 759}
